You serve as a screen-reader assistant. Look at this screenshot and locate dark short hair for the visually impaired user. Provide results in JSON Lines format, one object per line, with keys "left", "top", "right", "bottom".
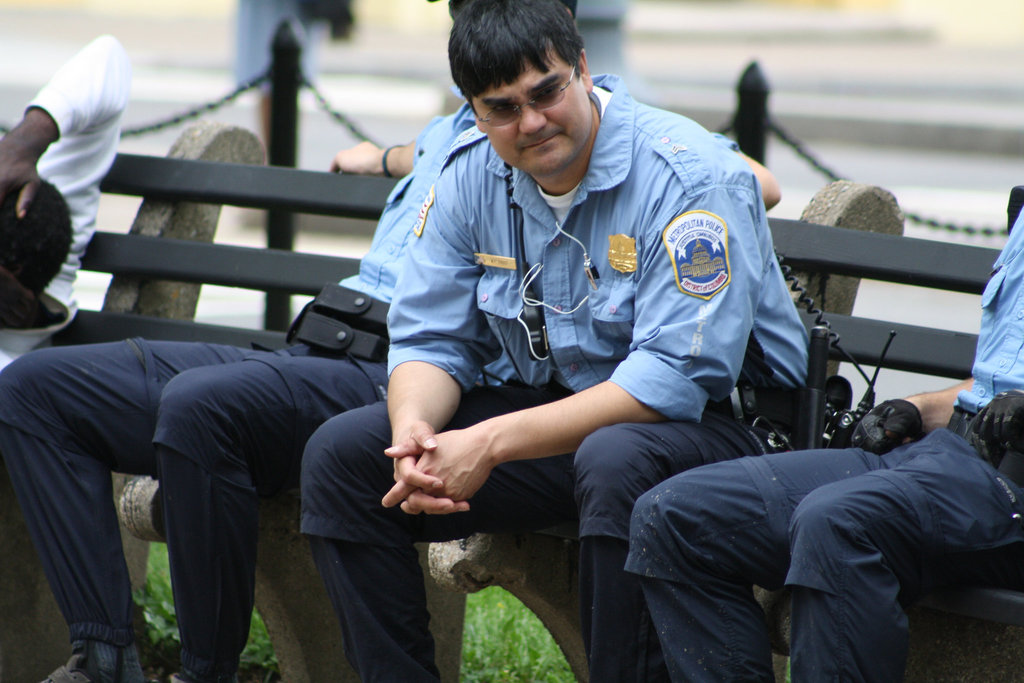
{"left": 0, "top": 180, "right": 72, "bottom": 294}
{"left": 445, "top": 0, "right": 576, "bottom": 19}
{"left": 449, "top": 0, "right": 584, "bottom": 102}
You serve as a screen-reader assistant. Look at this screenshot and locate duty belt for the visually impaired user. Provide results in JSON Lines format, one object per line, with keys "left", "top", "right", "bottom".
{"left": 708, "top": 384, "right": 797, "bottom": 433}
{"left": 287, "top": 284, "right": 389, "bottom": 362}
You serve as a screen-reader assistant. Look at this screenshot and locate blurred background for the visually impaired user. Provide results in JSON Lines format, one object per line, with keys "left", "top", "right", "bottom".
{"left": 0, "top": 0, "right": 1022, "bottom": 399}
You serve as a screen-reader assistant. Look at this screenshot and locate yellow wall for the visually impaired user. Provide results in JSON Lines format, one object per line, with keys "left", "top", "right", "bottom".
{"left": 902, "top": 0, "right": 1024, "bottom": 44}
{"left": 770, "top": 0, "right": 896, "bottom": 7}
{"left": 766, "top": 0, "right": 1023, "bottom": 43}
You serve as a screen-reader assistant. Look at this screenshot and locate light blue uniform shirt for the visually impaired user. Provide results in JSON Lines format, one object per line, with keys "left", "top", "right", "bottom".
{"left": 340, "top": 103, "right": 477, "bottom": 301}
{"left": 388, "top": 75, "right": 807, "bottom": 422}
{"left": 957, "top": 212, "right": 1024, "bottom": 413}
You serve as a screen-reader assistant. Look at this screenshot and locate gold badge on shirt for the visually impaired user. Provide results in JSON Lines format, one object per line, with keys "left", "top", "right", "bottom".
{"left": 608, "top": 234, "right": 637, "bottom": 273}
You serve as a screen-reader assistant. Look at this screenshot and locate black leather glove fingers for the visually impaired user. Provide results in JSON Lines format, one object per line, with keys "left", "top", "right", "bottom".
{"left": 971, "top": 390, "right": 1024, "bottom": 460}
{"left": 850, "top": 398, "right": 923, "bottom": 455}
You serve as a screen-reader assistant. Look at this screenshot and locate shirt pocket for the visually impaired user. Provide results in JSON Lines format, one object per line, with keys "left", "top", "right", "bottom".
{"left": 383, "top": 174, "right": 415, "bottom": 209}
{"left": 982, "top": 263, "right": 1008, "bottom": 309}
{"left": 586, "top": 274, "right": 636, "bottom": 350}
{"left": 477, "top": 270, "right": 536, "bottom": 364}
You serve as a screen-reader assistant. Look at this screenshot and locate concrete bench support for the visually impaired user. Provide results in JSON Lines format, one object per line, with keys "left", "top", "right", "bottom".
{"left": 119, "top": 476, "right": 466, "bottom": 681}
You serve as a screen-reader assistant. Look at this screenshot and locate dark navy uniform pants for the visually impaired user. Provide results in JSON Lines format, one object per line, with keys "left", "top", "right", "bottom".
{"left": 300, "top": 386, "right": 770, "bottom": 682}
{"left": 0, "top": 339, "right": 386, "bottom": 679}
{"left": 627, "top": 429, "right": 1024, "bottom": 682}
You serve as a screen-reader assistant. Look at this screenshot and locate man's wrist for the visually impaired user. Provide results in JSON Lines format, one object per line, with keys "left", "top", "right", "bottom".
{"left": 381, "top": 145, "right": 398, "bottom": 178}
{"left": 13, "top": 108, "right": 60, "bottom": 158}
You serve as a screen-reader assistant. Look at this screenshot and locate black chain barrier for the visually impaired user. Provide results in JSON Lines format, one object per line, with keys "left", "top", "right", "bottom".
{"left": 301, "top": 76, "right": 378, "bottom": 146}
{"left": 0, "top": 70, "right": 378, "bottom": 147}
{"left": 121, "top": 73, "right": 271, "bottom": 138}
{"left": 764, "top": 118, "right": 1003, "bottom": 239}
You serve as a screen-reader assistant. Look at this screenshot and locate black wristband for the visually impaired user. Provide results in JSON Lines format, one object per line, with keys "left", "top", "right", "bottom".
{"left": 381, "top": 145, "right": 397, "bottom": 178}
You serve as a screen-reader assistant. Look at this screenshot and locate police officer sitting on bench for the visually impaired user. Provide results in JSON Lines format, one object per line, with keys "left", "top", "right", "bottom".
{"left": 297, "top": 1, "right": 807, "bottom": 680}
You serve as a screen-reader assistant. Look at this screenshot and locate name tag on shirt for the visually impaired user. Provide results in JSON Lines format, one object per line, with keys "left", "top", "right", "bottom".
{"left": 474, "top": 253, "right": 517, "bottom": 270}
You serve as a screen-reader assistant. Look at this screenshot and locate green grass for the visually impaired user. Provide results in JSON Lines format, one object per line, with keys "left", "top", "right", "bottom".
{"left": 462, "top": 586, "right": 574, "bottom": 682}
{"left": 134, "top": 546, "right": 573, "bottom": 681}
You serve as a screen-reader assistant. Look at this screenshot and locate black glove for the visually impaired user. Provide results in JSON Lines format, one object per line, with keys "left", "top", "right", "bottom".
{"left": 850, "top": 399, "right": 923, "bottom": 454}
{"left": 969, "top": 390, "right": 1024, "bottom": 468}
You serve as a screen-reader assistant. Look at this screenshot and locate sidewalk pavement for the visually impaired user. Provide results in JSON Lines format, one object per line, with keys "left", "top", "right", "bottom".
{"left": 0, "top": 1, "right": 1021, "bottom": 157}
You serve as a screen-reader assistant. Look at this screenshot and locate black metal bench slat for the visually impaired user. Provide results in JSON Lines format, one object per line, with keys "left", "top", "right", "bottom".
{"left": 100, "top": 154, "right": 399, "bottom": 220}
{"left": 55, "top": 310, "right": 287, "bottom": 349}
{"left": 813, "top": 313, "right": 978, "bottom": 379}
{"left": 771, "top": 219, "right": 998, "bottom": 294}
{"left": 81, "top": 232, "right": 360, "bottom": 295}
{"left": 918, "top": 587, "right": 1024, "bottom": 628}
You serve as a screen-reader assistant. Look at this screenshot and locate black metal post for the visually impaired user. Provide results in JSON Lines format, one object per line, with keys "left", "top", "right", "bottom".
{"left": 1008, "top": 185, "right": 1024, "bottom": 234}
{"left": 265, "top": 20, "right": 302, "bottom": 330}
{"left": 732, "top": 61, "right": 770, "bottom": 165}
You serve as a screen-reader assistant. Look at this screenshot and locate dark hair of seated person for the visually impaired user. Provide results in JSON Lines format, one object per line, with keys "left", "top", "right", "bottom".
{"left": 0, "top": 180, "right": 72, "bottom": 294}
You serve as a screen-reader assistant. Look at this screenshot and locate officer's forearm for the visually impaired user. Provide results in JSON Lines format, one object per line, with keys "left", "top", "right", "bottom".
{"left": 906, "top": 378, "right": 973, "bottom": 433}
{"left": 387, "top": 360, "right": 462, "bottom": 444}
{"left": 473, "top": 380, "right": 664, "bottom": 465}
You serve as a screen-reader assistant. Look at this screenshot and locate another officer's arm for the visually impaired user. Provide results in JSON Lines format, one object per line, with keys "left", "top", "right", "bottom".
{"left": 739, "top": 153, "right": 781, "bottom": 210}
{"left": 906, "top": 378, "right": 973, "bottom": 433}
{"left": 853, "top": 378, "right": 972, "bottom": 453}
{"left": 330, "top": 140, "right": 415, "bottom": 178}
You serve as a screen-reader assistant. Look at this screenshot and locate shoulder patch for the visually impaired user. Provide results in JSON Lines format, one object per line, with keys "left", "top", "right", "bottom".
{"left": 662, "top": 210, "right": 730, "bottom": 299}
{"left": 453, "top": 127, "right": 482, "bottom": 146}
{"left": 439, "top": 126, "right": 488, "bottom": 174}
{"left": 413, "top": 184, "right": 435, "bottom": 238}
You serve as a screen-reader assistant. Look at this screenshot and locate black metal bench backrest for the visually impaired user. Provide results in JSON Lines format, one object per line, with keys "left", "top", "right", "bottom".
{"left": 771, "top": 219, "right": 997, "bottom": 379}
{"left": 59, "top": 153, "right": 399, "bottom": 349}
{"left": 68, "top": 153, "right": 1000, "bottom": 381}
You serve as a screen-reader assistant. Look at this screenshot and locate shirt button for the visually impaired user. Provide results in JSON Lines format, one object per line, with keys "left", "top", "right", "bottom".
{"left": 554, "top": 304, "right": 563, "bottom": 312}
{"left": 480, "top": 293, "right": 489, "bottom": 303}
{"left": 1018, "top": 310, "right": 1024, "bottom": 319}
{"left": 570, "top": 363, "right": 579, "bottom": 372}
{"left": 552, "top": 237, "right": 561, "bottom": 247}
{"left": 609, "top": 304, "right": 618, "bottom": 314}
{"left": 978, "top": 388, "right": 987, "bottom": 396}
{"left": 1001, "top": 359, "right": 1008, "bottom": 367}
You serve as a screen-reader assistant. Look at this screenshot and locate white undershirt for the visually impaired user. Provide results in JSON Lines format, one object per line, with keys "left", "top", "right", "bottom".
{"left": 0, "top": 35, "right": 131, "bottom": 367}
